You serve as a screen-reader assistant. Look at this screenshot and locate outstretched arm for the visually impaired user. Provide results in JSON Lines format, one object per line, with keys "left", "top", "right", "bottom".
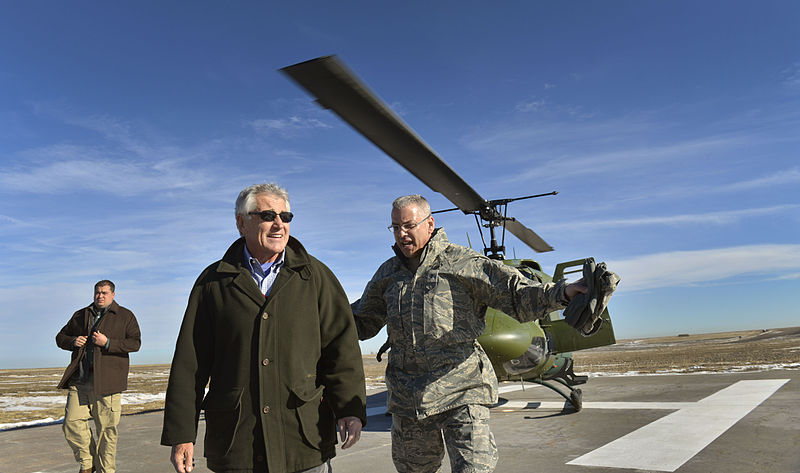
{"left": 470, "top": 256, "right": 584, "bottom": 322}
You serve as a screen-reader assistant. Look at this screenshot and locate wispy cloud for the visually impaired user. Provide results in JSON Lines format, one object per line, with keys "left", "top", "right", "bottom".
{"left": 591, "top": 167, "right": 800, "bottom": 207}
{"left": 501, "top": 134, "right": 746, "bottom": 182}
{"left": 781, "top": 62, "right": 800, "bottom": 89}
{"left": 515, "top": 98, "right": 547, "bottom": 113}
{"left": 464, "top": 99, "right": 798, "bottom": 192}
{"left": 0, "top": 206, "right": 236, "bottom": 288}
{"left": 540, "top": 205, "right": 800, "bottom": 232}
{"left": 607, "top": 244, "right": 800, "bottom": 292}
{"left": 469, "top": 103, "right": 668, "bottom": 146}
{"left": 2, "top": 106, "right": 247, "bottom": 197}
{"left": 32, "top": 107, "right": 159, "bottom": 159}
{"left": 1, "top": 106, "right": 292, "bottom": 199}
{"left": 0, "top": 214, "right": 31, "bottom": 227}
{"left": 248, "top": 116, "right": 331, "bottom": 136}
{"left": 0, "top": 152, "right": 216, "bottom": 196}
{"left": 714, "top": 168, "right": 800, "bottom": 192}
{"left": 512, "top": 96, "right": 593, "bottom": 119}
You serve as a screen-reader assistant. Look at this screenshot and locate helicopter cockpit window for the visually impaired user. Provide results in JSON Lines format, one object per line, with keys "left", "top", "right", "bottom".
{"left": 502, "top": 335, "right": 548, "bottom": 375}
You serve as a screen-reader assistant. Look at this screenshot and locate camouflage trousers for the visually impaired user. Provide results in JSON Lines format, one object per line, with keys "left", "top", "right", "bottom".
{"left": 391, "top": 404, "right": 497, "bottom": 473}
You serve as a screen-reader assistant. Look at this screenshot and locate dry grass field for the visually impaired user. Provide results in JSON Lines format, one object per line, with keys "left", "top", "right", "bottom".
{"left": 1, "top": 327, "right": 798, "bottom": 427}
{"left": 0, "top": 365, "right": 170, "bottom": 426}
{"left": 572, "top": 326, "right": 800, "bottom": 374}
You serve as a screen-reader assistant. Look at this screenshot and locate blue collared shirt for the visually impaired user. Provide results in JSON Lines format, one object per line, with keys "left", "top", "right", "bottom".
{"left": 244, "top": 245, "right": 285, "bottom": 297}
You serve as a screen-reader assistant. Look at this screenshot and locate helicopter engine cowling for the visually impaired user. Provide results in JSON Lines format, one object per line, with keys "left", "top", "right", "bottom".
{"left": 478, "top": 308, "right": 536, "bottom": 362}
{"left": 478, "top": 308, "right": 559, "bottom": 380}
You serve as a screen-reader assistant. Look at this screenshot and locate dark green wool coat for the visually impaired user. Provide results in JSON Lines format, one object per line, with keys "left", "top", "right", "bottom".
{"left": 161, "top": 237, "right": 366, "bottom": 473}
{"left": 56, "top": 300, "right": 141, "bottom": 395}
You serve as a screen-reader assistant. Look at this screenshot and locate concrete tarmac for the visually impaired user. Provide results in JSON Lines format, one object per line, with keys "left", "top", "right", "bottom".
{"left": 1, "top": 370, "right": 797, "bottom": 473}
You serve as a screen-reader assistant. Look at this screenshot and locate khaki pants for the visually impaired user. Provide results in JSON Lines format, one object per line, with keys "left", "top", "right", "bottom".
{"left": 63, "top": 383, "right": 121, "bottom": 473}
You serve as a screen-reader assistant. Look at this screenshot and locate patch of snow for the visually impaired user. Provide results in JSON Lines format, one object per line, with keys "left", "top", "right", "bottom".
{"left": 584, "top": 362, "right": 800, "bottom": 377}
{"left": 0, "top": 416, "right": 63, "bottom": 431}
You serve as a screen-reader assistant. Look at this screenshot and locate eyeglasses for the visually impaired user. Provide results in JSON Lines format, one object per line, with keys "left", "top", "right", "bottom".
{"left": 248, "top": 210, "right": 294, "bottom": 223}
{"left": 388, "top": 214, "right": 431, "bottom": 233}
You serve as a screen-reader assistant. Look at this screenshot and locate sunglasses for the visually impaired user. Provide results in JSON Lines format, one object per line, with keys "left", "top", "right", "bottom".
{"left": 248, "top": 210, "right": 294, "bottom": 223}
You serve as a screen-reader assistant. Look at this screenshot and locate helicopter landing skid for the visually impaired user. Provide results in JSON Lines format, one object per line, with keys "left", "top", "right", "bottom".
{"left": 529, "top": 378, "right": 583, "bottom": 412}
{"left": 560, "top": 361, "right": 588, "bottom": 386}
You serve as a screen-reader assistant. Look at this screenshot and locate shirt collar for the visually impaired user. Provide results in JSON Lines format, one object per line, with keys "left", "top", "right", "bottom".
{"left": 243, "top": 244, "right": 285, "bottom": 275}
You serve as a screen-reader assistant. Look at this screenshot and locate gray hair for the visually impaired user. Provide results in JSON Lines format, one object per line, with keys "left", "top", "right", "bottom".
{"left": 235, "top": 183, "right": 291, "bottom": 217}
{"left": 392, "top": 194, "right": 430, "bottom": 215}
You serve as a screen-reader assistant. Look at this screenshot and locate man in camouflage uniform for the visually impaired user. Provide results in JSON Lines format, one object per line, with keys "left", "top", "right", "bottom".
{"left": 352, "top": 195, "right": 588, "bottom": 473}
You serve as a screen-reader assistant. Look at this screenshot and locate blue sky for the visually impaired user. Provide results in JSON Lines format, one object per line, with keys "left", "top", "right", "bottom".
{"left": 1, "top": 1, "right": 798, "bottom": 369}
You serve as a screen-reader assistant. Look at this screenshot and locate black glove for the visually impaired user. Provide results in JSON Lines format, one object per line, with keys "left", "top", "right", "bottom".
{"left": 564, "top": 258, "right": 620, "bottom": 336}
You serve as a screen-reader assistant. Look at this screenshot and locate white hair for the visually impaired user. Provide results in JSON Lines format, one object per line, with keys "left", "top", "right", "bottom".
{"left": 235, "top": 183, "right": 291, "bottom": 217}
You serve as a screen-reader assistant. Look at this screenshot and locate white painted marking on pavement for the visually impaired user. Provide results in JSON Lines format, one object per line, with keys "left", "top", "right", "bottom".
{"left": 566, "top": 379, "right": 790, "bottom": 472}
{"left": 494, "top": 401, "right": 563, "bottom": 410}
{"left": 367, "top": 382, "right": 693, "bottom": 416}
{"left": 494, "top": 400, "right": 694, "bottom": 411}
{"left": 498, "top": 383, "right": 543, "bottom": 394}
{"left": 369, "top": 401, "right": 697, "bottom": 416}
{"left": 365, "top": 383, "right": 544, "bottom": 417}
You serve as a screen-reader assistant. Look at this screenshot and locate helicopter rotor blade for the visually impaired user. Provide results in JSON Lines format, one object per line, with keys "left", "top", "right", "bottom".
{"left": 281, "top": 56, "right": 486, "bottom": 213}
{"left": 504, "top": 219, "right": 554, "bottom": 253}
{"left": 282, "top": 56, "right": 553, "bottom": 253}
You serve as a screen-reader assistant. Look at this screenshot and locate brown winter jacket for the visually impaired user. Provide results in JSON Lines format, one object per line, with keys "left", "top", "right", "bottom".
{"left": 160, "top": 237, "right": 366, "bottom": 473}
{"left": 56, "top": 300, "right": 141, "bottom": 395}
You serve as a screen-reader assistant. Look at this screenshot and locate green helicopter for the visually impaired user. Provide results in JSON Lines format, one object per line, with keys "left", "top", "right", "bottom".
{"left": 479, "top": 258, "right": 615, "bottom": 410}
{"left": 282, "top": 55, "right": 617, "bottom": 411}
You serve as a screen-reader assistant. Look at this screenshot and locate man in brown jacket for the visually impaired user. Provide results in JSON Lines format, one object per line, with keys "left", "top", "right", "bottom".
{"left": 56, "top": 280, "right": 142, "bottom": 473}
{"left": 161, "top": 183, "right": 366, "bottom": 473}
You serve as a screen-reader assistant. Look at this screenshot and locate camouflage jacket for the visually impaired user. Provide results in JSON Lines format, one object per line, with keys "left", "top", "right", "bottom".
{"left": 352, "top": 229, "right": 568, "bottom": 418}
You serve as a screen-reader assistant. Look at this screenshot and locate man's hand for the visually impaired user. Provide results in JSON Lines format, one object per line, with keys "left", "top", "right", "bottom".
{"left": 565, "top": 279, "right": 589, "bottom": 301}
{"left": 74, "top": 336, "right": 88, "bottom": 348}
{"left": 171, "top": 443, "right": 195, "bottom": 472}
{"left": 92, "top": 331, "right": 108, "bottom": 347}
{"left": 337, "top": 416, "right": 363, "bottom": 449}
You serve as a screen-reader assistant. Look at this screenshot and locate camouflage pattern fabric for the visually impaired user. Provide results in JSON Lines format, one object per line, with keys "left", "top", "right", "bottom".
{"left": 391, "top": 405, "right": 497, "bottom": 473}
{"left": 352, "top": 229, "right": 569, "bottom": 419}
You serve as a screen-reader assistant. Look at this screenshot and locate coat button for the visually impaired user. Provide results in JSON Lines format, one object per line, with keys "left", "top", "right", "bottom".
{"left": 261, "top": 311, "right": 269, "bottom": 319}
{"left": 262, "top": 358, "right": 270, "bottom": 366}
{"left": 262, "top": 405, "right": 270, "bottom": 414}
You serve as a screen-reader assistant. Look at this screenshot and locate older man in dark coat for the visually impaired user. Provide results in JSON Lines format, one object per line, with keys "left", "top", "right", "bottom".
{"left": 161, "top": 183, "right": 366, "bottom": 473}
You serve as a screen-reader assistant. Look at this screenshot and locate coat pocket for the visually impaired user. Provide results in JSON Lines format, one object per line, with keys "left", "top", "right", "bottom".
{"left": 290, "top": 383, "right": 332, "bottom": 451}
{"left": 424, "top": 272, "right": 475, "bottom": 345}
{"left": 201, "top": 387, "right": 244, "bottom": 458}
